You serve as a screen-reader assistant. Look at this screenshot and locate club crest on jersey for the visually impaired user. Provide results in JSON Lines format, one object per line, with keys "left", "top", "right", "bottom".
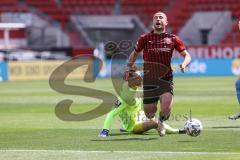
{"left": 164, "top": 38, "right": 172, "bottom": 44}
{"left": 148, "top": 40, "right": 153, "bottom": 44}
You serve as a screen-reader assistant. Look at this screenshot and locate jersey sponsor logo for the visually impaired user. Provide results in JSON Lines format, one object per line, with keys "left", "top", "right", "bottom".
{"left": 114, "top": 100, "right": 122, "bottom": 108}
{"left": 148, "top": 39, "right": 172, "bottom": 45}
{"left": 148, "top": 48, "right": 171, "bottom": 53}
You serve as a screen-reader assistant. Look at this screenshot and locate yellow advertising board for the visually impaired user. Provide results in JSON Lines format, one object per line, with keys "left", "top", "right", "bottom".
{"left": 9, "top": 60, "right": 93, "bottom": 81}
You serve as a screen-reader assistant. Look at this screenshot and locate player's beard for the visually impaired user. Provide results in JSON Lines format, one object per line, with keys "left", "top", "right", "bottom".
{"left": 154, "top": 25, "right": 165, "bottom": 33}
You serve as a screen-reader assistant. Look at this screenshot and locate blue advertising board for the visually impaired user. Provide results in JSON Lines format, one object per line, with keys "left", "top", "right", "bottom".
{"left": 0, "top": 62, "right": 8, "bottom": 81}
{"left": 172, "top": 59, "right": 233, "bottom": 76}
{"left": 99, "top": 59, "right": 234, "bottom": 77}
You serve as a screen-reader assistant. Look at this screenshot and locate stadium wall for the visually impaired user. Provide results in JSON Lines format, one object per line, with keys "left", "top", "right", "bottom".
{"left": 7, "top": 60, "right": 93, "bottom": 81}
{"left": 0, "top": 55, "right": 239, "bottom": 82}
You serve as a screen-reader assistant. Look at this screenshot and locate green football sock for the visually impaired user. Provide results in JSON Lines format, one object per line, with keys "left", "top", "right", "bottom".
{"left": 163, "top": 123, "right": 179, "bottom": 134}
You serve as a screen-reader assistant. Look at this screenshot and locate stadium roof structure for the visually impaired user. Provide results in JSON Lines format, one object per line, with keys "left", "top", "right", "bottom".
{"left": 0, "top": 23, "right": 26, "bottom": 29}
{"left": 74, "top": 15, "right": 136, "bottom": 29}
{"left": 70, "top": 15, "right": 148, "bottom": 47}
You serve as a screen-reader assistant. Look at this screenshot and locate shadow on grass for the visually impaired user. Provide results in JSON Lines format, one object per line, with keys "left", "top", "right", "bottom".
{"left": 91, "top": 137, "right": 157, "bottom": 141}
{"left": 177, "top": 140, "right": 197, "bottom": 143}
{"left": 109, "top": 132, "right": 153, "bottom": 136}
{"left": 212, "top": 126, "right": 240, "bottom": 129}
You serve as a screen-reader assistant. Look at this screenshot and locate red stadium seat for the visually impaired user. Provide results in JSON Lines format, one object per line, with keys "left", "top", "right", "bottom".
{"left": 165, "top": 0, "right": 240, "bottom": 45}
{"left": 25, "top": 0, "right": 116, "bottom": 25}
{"left": 22, "top": 0, "right": 240, "bottom": 45}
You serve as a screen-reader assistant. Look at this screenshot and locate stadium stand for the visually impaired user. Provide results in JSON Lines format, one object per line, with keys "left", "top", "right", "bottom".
{"left": 0, "top": 0, "right": 239, "bottom": 54}
{"left": 0, "top": 0, "right": 28, "bottom": 12}
{"left": 25, "top": 0, "right": 69, "bottom": 26}
{"left": 23, "top": 0, "right": 240, "bottom": 46}
{"left": 25, "top": 0, "right": 116, "bottom": 48}
{"left": 166, "top": 0, "right": 240, "bottom": 44}
{"left": 0, "top": 0, "right": 29, "bottom": 49}
{"left": 221, "top": 21, "right": 240, "bottom": 45}
{"left": 121, "top": 0, "right": 168, "bottom": 27}
{"left": 26, "top": 0, "right": 115, "bottom": 26}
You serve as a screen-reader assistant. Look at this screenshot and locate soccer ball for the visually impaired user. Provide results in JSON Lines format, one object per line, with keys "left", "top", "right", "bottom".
{"left": 184, "top": 118, "right": 203, "bottom": 137}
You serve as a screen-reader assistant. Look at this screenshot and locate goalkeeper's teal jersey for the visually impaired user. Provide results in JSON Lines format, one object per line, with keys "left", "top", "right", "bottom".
{"left": 103, "top": 83, "right": 143, "bottom": 132}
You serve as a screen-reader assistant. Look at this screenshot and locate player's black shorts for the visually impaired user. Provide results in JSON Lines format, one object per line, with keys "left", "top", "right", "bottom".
{"left": 143, "top": 76, "right": 174, "bottom": 104}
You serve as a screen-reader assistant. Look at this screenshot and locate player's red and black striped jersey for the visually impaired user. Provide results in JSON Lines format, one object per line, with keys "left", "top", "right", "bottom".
{"left": 134, "top": 30, "right": 186, "bottom": 79}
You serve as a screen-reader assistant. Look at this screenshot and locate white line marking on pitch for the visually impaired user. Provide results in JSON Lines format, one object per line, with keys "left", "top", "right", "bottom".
{"left": 0, "top": 150, "right": 240, "bottom": 155}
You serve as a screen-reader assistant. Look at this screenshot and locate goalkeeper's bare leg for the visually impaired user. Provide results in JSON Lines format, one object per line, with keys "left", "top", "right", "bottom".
{"left": 132, "top": 120, "right": 184, "bottom": 134}
{"left": 132, "top": 120, "right": 157, "bottom": 134}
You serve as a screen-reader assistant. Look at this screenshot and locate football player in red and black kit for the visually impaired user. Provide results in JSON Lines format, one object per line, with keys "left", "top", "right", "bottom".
{"left": 124, "top": 11, "right": 191, "bottom": 136}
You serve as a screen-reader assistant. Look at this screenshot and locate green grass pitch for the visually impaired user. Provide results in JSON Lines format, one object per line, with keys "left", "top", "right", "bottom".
{"left": 0, "top": 77, "right": 240, "bottom": 160}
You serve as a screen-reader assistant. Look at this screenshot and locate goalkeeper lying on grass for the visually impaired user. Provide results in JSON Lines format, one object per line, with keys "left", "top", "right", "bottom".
{"left": 99, "top": 67, "right": 185, "bottom": 137}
